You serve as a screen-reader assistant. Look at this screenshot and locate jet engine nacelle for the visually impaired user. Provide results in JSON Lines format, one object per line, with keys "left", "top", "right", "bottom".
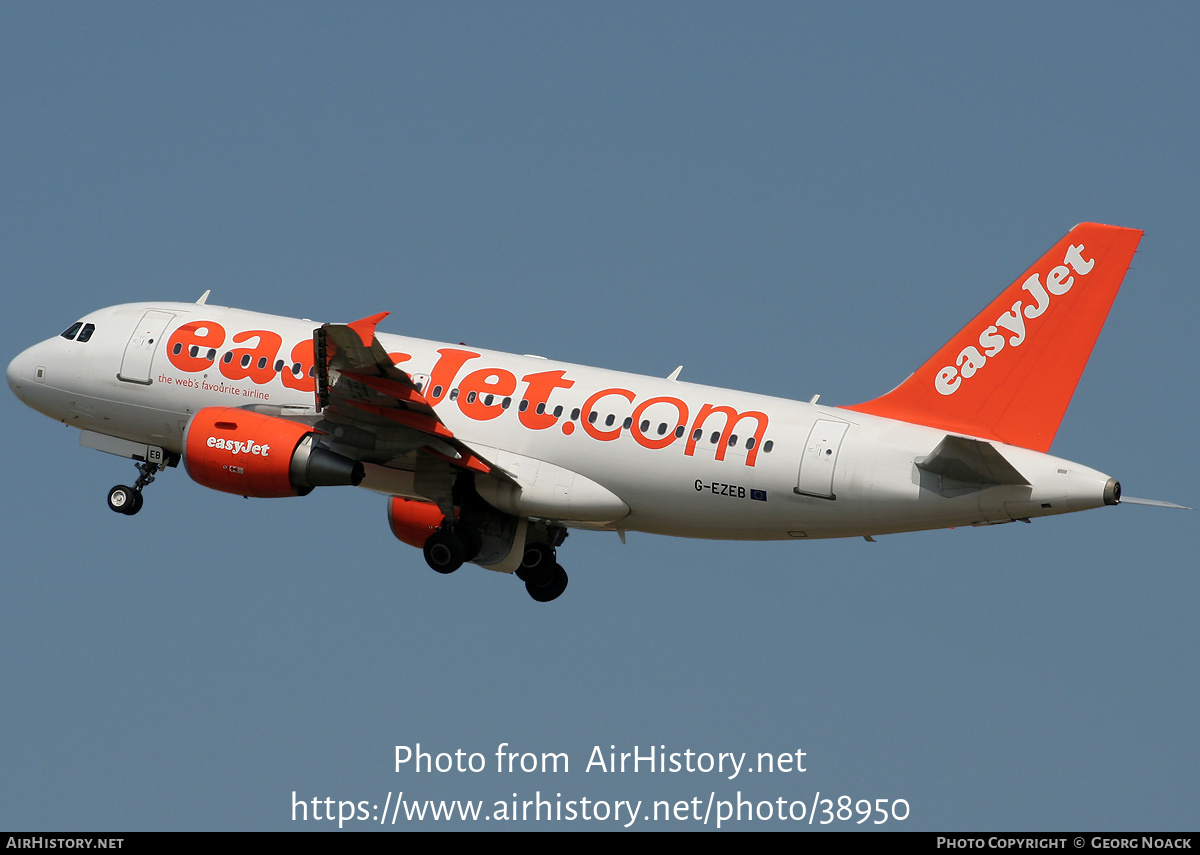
{"left": 387, "top": 495, "right": 525, "bottom": 569}
{"left": 183, "top": 407, "right": 364, "bottom": 498}
{"left": 387, "top": 496, "right": 448, "bottom": 549}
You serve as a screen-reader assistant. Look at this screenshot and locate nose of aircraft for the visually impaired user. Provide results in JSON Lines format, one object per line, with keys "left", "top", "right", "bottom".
{"left": 7, "top": 340, "right": 54, "bottom": 408}
{"left": 7, "top": 346, "right": 34, "bottom": 403}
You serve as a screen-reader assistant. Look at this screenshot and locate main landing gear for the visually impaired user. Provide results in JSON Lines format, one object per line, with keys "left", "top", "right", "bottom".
{"left": 106, "top": 461, "right": 161, "bottom": 516}
{"left": 422, "top": 522, "right": 482, "bottom": 574}
{"left": 420, "top": 525, "right": 570, "bottom": 602}
{"left": 516, "top": 542, "right": 569, "bottom": 603}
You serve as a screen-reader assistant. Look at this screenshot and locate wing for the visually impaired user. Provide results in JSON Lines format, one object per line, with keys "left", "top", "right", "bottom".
{"left": 312, "top": 312, "right": 513, "bottom": 514}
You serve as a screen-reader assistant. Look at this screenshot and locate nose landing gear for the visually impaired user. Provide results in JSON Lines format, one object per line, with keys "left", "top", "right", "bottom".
{"left": 107, "top": 461, "right": 161, "bottom": 516}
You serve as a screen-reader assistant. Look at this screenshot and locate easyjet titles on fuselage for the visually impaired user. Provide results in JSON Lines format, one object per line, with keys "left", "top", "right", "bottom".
{"left": 165, "top": 321, "right": 773, "bottom": 467}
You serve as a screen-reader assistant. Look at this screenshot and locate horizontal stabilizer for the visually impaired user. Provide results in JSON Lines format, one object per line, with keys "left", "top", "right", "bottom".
{"left": 1119, "top": 496, "right": 1191, "bottom": 510}
{"left": 916, "top": 435, "right": 1029, "bottom": 486}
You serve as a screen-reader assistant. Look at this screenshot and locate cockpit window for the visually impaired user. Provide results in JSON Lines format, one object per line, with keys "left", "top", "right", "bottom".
{"left": 76, "top": 323, "right": 96, "bottom": 342}
{"left": 60, "top": 322, "right": 83, "bottom": 340}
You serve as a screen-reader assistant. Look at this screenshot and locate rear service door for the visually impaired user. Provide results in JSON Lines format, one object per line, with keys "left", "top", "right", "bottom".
{"left": 795, "top": 419, "right": 849, "bottom": 499}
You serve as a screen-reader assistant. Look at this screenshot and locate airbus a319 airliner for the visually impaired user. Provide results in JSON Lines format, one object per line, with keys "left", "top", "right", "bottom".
{"left": 7, "top": 223, "right": 1183, "bottom": 601}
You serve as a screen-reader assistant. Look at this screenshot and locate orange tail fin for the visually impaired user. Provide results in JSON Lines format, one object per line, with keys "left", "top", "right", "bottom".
{"left": 843, "top": 223, "right": 1143, "bottom": 452}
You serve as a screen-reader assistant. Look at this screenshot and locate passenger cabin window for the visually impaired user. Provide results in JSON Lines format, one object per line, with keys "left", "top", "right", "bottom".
{"left": 60, "top": 322, "right": 83, "bottom": 340}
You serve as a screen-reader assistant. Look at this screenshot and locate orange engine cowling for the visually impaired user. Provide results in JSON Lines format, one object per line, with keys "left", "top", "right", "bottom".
{"left": 388, "top": 496, "right": 524, "bottom": 568}
{"left": 387, "top": 496, "right": 448, "bottom": 548}
{"left": 184, "top": 407, "right": 365, "bottom": 498}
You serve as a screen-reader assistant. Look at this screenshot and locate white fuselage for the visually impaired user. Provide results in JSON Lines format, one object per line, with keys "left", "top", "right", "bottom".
{"left": 7, "top": 301, "right": 1116, "bottom": 540}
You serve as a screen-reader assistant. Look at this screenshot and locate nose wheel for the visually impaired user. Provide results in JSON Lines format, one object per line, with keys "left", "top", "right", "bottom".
{"left": 107, "top": 485, "right": 143, "bottom": 515}
{"left": 107, "top": 461, "right": 161, "bottom": 516}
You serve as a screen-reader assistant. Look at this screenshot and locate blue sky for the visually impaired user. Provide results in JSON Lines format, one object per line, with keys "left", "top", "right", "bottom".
{"left": 2, "top": 2, "right": 1196, "bottom": 830}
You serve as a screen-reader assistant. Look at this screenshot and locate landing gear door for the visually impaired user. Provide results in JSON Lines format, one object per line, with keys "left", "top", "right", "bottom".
{"left": 796, "top": 419, "right": 849, "bottom": 499}
{"left": 119, "top": 311, "right": 175, "bottom": 384}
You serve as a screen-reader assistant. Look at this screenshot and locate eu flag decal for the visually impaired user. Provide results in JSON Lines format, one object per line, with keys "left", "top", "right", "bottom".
{"left": 750, "top": 489, "right": 767, "bottom": 502}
